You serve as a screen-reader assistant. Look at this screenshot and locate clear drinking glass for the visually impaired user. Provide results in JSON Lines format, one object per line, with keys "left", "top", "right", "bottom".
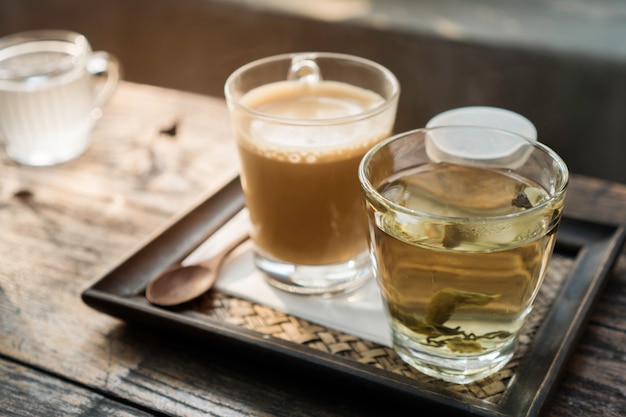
{"left": 0, "top": 30, "right": 120, "bottom": 166}
{"left": 359, "top": 126, "right": 568, "bottom": 383}
{"left": 225, "top": 52, "right": 399, "bottom": 295}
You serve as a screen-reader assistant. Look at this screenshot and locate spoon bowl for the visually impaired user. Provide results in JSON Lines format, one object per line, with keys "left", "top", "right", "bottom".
{"left": 145, "top": 229, "right": 249, "bottom": 307}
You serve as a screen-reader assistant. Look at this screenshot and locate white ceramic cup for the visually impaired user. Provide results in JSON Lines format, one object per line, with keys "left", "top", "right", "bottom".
{"left": 0, "top": 30, "right": 120, "bottom": 166}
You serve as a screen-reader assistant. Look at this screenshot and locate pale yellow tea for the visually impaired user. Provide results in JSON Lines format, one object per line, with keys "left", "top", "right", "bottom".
{"left": 371, "top": 164, "right": 562, "bottom": 361}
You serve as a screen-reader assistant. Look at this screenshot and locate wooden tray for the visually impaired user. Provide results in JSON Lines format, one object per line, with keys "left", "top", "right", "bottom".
{"left": 82, "top": 177, "right": 626, "bottom": 417}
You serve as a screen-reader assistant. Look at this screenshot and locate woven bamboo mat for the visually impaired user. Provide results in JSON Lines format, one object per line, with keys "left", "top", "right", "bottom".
{"left": 192, "top": 253, "right": 574, "bottom": 404}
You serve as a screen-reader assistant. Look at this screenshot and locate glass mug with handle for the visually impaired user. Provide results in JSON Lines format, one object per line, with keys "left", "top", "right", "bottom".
{"left": 0, "top": 30, "right": 121, "bottom": 166}
{"left": 225, "top": 52, "right": 400, "bottom": 295}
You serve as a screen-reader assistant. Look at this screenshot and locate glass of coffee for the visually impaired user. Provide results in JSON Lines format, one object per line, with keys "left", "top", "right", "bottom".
{"left": 224, "top": 52, "right": 399, "bottom": 295}
{"left": 359, "top": 126, "right": 568, "bottom": 383}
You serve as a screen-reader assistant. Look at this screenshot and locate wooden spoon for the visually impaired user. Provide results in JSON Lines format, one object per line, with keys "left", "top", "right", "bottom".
{"left": 145, "top": 227, "right": 249, "bottom": 307}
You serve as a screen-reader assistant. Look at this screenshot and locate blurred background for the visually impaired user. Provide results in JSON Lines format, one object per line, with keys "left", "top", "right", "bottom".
{"left": 1, "top": 0, "right": 625, "bottom": 183}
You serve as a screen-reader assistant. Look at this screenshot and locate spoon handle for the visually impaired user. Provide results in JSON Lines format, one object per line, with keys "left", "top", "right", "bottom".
{"left": 201, "top": 228, "right": 250, "bottom": 270}
{"left": 184, "top": 209, "right": 250, "bottom": 265}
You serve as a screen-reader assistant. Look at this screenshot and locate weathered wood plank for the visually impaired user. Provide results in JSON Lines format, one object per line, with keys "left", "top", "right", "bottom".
{"left": 0, "top": 359, "right": 154, "bottom": 417}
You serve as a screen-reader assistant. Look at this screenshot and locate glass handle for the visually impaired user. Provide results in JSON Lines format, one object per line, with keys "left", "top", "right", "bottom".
{"left": 86, "top": 51, "right": 121, "bottom": 110}
{"left": 287, "top": 55, "right": 322, "bottom": 83}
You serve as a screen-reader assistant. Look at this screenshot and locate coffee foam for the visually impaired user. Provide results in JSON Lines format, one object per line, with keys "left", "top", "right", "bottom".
{"left": 238, "top": 80, "right": 389, "bottom": 162}
{"left": 242, "top": 80, "right": 383, "bottom": 119}
{"left": 239, "top": 127, "right": 387, "bottom": 164}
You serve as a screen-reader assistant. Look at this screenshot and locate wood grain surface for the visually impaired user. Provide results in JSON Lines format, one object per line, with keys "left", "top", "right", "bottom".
{"left": 1, "top": 82, "right": 625, "bottom": 416}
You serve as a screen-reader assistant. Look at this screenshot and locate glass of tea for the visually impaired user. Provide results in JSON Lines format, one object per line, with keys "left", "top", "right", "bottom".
{"left": 224, "top": 52, "right": 399, "bottom": 295}
{"left": 359, "top": 126, "right": 568, "bottom": 383}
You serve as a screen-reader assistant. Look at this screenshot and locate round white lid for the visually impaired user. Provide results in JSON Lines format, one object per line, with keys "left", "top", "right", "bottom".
{"left": 425, "top": 106, "right": 537, "bottom": 168}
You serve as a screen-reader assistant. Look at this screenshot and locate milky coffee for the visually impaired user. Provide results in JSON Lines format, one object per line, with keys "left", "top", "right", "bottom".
{"left": 234, "top": 80, "right": 394, "bottom": 265}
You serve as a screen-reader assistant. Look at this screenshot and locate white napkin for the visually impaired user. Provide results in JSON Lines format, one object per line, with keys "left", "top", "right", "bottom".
{"left": 183, "top": 209, "right": 392, "bottom": 346}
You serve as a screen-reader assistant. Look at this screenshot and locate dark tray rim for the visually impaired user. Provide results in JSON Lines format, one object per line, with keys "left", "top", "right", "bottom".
{"left": 81, "top": 176, "right": 626, "bottom": 417}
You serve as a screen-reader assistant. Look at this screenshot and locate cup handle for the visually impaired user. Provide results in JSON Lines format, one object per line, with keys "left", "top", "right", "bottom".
{"left": 86, "top": 51, "right": 121, "bottom": 110}
{"left": 287, "top": 56, "right": 322, "bottom": 83}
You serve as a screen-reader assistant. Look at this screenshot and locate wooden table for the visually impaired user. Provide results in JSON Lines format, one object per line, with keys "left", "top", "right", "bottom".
{"left": 2, "top": 82, "right": 625, "bottom": 416}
